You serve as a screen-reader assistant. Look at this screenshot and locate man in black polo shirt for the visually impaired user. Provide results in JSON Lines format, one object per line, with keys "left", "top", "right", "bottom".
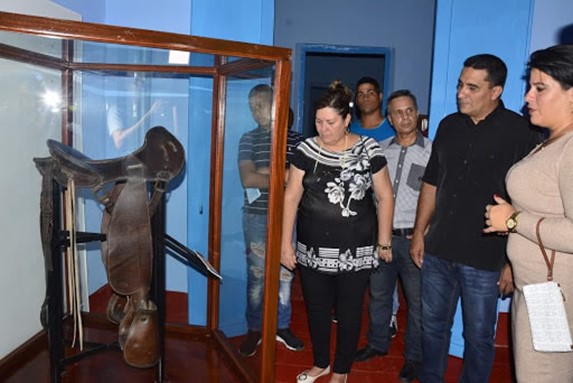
{"left": 409, "top": 54, "right": 540, "bottom": 382}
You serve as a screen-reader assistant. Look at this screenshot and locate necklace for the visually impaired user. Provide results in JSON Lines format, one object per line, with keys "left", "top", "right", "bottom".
{"left": 533, "top": 126, "right": 573, "bottom": 154}
{"left": 313, "top": 133, "right": 349, "bottom": 173}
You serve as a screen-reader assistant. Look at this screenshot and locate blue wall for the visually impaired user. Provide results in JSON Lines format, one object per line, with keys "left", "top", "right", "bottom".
{"left": 530, "top": 0, "right": 573, "bottom": 51}
{"left": 105, "top": 0, "right": 191, "bottom": 34}
{"left": 274, "top": 0, "right": 436, "bottom": 115}
{"left": 187, "top": 0, "right": 275, "bottom": 333}
{"left": 429, "top": 0, "right": 534, "bottom": 137}
{"left": 191, "top": 0, "right": 273, "bottom": 44}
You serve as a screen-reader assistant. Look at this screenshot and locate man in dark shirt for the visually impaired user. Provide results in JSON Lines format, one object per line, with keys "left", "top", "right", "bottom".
{"left": 410, "top": 54, "right": 540, "bottom": 382}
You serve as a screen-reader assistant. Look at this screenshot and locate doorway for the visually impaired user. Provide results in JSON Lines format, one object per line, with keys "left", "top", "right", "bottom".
{"left": 296, "top": 44, "right": 393, "bottom": 137}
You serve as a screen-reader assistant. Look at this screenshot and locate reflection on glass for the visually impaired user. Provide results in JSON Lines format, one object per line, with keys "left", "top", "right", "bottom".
{"left": 241, "top": 84, "right": 304, "bottom": 356}
{"left": 218, "top": 80, "right": 304, "bottom": 369}
{"left": 77, "top": 72, "right": 191, "bottom": 325}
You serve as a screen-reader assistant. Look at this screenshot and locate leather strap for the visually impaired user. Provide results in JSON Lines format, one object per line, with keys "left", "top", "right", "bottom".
{"left": 535, "top": 218, "right": 556, "bottom": 281}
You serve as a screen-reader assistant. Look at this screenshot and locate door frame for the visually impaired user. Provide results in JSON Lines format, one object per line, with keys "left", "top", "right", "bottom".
{"left": 295, "top": 43, "right": 393, "bottom": 135}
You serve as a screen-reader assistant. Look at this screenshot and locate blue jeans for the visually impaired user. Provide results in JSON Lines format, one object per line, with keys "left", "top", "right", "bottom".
{"left": 420, "top": 254, "right": 500, "bottom": 383}
{"left": 243, "top": 212, "right": 293, "bottom": 330}
{"left": 368, "top": 236, "right": 422, "bottom": 361}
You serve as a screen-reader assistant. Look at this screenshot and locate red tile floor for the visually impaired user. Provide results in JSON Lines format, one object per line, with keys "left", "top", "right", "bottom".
{"left": 264, "top": 274, "right": 514, "bottom": 383}
{"left": 4, "top": 277, "right": 512, "bottom": 382}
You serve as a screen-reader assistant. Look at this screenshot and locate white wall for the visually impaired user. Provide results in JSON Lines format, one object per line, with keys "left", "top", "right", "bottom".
{"left": 0, "top": 0, "right": 80, "bottom": 361}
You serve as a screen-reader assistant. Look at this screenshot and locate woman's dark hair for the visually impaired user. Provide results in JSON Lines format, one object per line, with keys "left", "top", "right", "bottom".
{"left": 528, "top": 44, "right": 573, "bottom": 90}
{"left": 315, "top": 80, "right": 353, "bottom": 118}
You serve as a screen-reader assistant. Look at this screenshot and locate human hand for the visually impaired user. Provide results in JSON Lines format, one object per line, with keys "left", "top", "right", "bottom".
{"left": 483, "top": 194, "right": 516, "bottom": 233}
{"left": 409, "top": 233, "right": 424, "bottom": 269}
{"left": 497, "top": 263, "right": 514, "bottom": 297}
{"left": 378, "top": 247, "right": 393, "bottom": 263}
{"left": 281, "top": 244, "right": 297, "bottom": 271}
{"left": 256, "top": 166, "right": 270, "bottom": 175}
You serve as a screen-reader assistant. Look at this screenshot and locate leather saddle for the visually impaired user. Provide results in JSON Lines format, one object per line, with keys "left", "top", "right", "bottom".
{"left": 35, "top": 126, "right": 184, "bottom": 368}
{"left": 44, "top": 126, "right": 184, "bottom": 207}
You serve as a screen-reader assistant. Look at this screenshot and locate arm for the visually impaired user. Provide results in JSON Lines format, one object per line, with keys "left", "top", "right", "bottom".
{"left": 372, "top": 166, "right": 394, "bottom": 263}
{"left": 486, "top": 146, "right": 573, "bottom": 253}
{"left": 238, "top": 160, "right": 270, "bottom": 189}
{"left": 483, "top": 195, "right": 517, "bottom": 296}
{"left": 110, "top": 100, "right": 162, "bottom": 149}
{"left": 410, "top": 182, "right": 436, "bottom": 268}
{"left": 497, "top": 262, "right": 514, "bottom": 296}
{"left": 281, "top": 165, "right": 305, "bottom": 270}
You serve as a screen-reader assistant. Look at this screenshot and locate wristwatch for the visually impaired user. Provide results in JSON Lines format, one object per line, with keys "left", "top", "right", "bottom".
{"left": 506, "top": 211, "right": 521, "bottom": 233}
{"left": 378, "top": 243, "right": 392, "bottom": 251}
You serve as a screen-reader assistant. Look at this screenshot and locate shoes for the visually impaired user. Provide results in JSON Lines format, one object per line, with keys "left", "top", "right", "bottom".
{"left": 399, "top": 360, "right": 421, "bottom": 382}
{"left": 296, "top": 365, "right": 330, "bottom": 382}
{"left": 331, "top": 312, "right": 338, "bottom": 323}
{"left": 240, "top": 328, "right": 303, "bottom": 356}
{"left": 238, "top": 330, "right": 261, "bottom": 357}
{"left": 276, "top": 328, "right": 304, "bottom": 351}
{"left": 389, "top": 314, "right": 398, "bottom": 339}
{"left": 353, "top": 344, "right": 388, "bottom": 362}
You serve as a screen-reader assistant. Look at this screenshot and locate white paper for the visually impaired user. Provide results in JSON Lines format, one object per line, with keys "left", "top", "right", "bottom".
{"left": 246, "top": 188, "right": 261, "bottom": 204}
{"left": 523, "top": 281, "right": 573, "bottom": 352}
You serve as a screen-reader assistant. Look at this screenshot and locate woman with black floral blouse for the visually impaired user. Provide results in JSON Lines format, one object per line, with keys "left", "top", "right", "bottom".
{"left": 281, "top": 80, "right": 394, "bottom": 383}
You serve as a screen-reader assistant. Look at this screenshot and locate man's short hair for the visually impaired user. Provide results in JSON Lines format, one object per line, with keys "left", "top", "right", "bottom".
{"left": 386, "top": 89, "right": 418, "bottom": 114}
{"left": 355, "top": 76, "right": 381, "bottom": 93}
{"left": 354, "top": 76, "right": 382, "bottom": 120}
{"left": 463, "top": 54, "right": 507, "bottom": 88}
{"left": 248, "top": 84, "right": 272, "bottom": 99}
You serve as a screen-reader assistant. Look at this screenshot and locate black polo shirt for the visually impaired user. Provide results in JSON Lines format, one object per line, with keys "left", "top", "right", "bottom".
{"left": 423, "top": 102, "right": 540, "bottom": 271}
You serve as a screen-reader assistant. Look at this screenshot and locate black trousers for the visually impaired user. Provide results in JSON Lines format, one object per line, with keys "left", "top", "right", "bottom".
{"left": 299, "top": 266, "right": 371, "bottom": 374}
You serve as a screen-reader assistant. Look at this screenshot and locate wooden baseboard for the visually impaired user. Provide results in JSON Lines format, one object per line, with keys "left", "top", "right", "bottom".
{"left": 0, "top": 288, "right": 197, "bottom": 380}
{"left": 0, "top": 315, "right": 212, "bottom": 380}
{"left": 0, "top": 330, "right": 47, "bottom": 379}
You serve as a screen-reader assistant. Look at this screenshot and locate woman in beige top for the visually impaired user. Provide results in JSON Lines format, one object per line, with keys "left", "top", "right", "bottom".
{"left": 484, "top": 45, "right": 573, "bottom": 382}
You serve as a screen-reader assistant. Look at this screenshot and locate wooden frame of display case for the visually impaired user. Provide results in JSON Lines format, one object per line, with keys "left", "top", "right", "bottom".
{"left": 0, "top": 11, "right": 291, "bottom": 383}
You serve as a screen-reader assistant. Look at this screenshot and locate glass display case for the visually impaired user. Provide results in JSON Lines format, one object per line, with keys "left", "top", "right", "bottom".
{"left": 0, "top": 11, "right": 292, "bottom": 383}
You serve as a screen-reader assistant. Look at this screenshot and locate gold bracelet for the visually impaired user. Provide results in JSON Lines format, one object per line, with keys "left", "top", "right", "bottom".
{"left": 378, "top": 243, "right": 392, "bottom": 251}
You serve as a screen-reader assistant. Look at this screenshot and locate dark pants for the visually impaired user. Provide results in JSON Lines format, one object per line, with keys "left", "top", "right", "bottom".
{"left": 299, "top": 266, "right": 371, "bottom": 374}
{"left": 368, "top": 236, "right": 422, "bottom": 361}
